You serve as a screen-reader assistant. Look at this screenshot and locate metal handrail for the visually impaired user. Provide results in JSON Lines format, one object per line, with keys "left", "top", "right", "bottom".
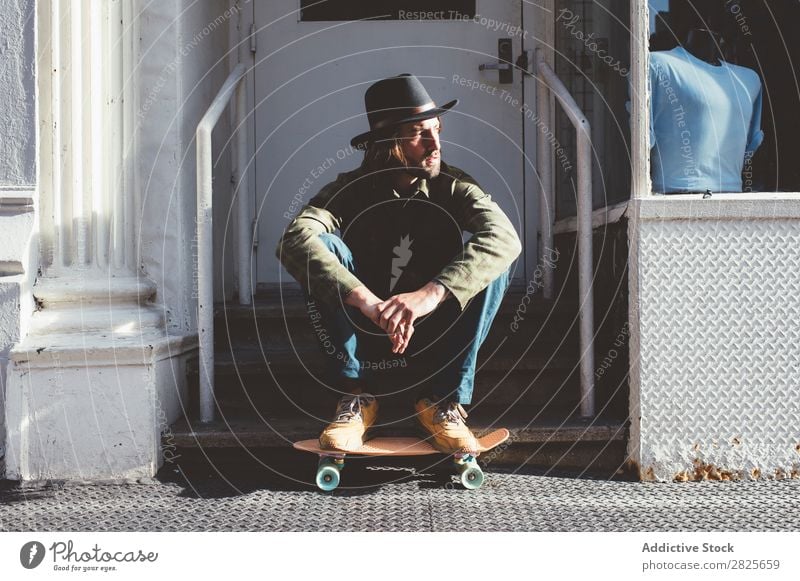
{"left": 196, "top": 63, "right": 250, "bottom": 422}
{"left": 535, "top": 49, "right": 595, "bottom": 417}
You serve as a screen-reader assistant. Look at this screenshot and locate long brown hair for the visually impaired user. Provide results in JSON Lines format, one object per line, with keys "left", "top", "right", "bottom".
{"left": 359, "top": 117, "right": 443, "bottom": 173}
{"left": 359, "top": 131, "right": 407, "bottom": 173}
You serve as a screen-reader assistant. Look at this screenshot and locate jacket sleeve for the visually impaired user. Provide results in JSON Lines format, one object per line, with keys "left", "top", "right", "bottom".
{"left": 274, "top": 174, "right": 366, "bottom": 309}
{"left": 433, "top": 176, "right": 522, "bottom": 311}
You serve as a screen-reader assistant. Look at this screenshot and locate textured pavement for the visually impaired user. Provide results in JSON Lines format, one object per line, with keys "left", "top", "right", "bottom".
{"left": 2, "top": 452, "right": 799, "bottom": 532}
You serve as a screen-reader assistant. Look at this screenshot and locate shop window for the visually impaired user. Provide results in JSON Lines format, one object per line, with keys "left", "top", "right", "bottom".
{"left": 648, "top": 0, "right": 800, "bottom": 193}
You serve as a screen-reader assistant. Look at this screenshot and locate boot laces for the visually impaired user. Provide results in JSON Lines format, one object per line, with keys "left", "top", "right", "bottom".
{"left": 434, "top": 401, "right": 467, "bottom": 426}
{"left": 334, "top": 393, "right": 374, "bottom": 423}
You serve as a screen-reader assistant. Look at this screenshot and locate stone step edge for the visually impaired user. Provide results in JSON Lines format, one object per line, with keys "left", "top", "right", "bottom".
{"left": 168, "top": 417, "right": 627, "bottom": 449}
{"left": 187, "top": 348, "right": 578, "bottom": 375}
{"left": 215, "top": 291, "right": 577, "bottom": 320}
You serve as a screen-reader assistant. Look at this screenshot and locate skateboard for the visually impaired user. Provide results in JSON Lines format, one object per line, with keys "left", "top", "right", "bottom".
{"left": 294, "top": 428, "right": 510, "bottom": 491}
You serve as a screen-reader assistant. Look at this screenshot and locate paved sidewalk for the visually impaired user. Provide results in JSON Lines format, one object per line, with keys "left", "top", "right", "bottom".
{"left": 2, "top": 453, "right": 799, "bottom": 532}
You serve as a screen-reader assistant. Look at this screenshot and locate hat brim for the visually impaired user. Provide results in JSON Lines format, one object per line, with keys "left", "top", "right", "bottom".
{"left": 350, "top": 99, "right": 458, "bottom": 148}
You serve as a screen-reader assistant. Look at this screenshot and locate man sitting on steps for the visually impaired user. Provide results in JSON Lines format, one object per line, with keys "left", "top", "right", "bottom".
{"left": 276, "top": 73, "right": 521, "bottom": 454}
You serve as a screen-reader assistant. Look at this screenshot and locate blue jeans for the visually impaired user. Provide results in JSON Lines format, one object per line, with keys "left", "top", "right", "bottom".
{"left": 304, "top": 233, "right": 510, "bottom": 405}
{"left": 306, "top": 233, "right": 510, "bottom": 404}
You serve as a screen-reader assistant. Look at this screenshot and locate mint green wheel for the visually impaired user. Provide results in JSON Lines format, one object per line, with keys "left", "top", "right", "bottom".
{"left": 459, "top": 463, "right": 484, "bottom": 490}
{"left": 316, "top": 458, "right": 341, "bottom": 491}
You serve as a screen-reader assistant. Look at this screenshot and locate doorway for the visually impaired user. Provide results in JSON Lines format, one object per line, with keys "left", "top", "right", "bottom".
{"left": 251, "top": 0, "right": 540, "bottom": 291}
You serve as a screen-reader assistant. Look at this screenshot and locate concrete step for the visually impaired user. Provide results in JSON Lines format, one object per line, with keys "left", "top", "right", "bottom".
{"left": 214, "top": 289, "right": 579, "bottom": 348}
{"left": 167, "top": 410, "right": 629, "bottom": 476}
{"left": 186, "top": 342, "right": 584, "bottom": 419}
{"left": 206, "top": 338, "right": 578, "bottom": 374}
{"left": 204, "top": 289, "right": 583, "bottom": 418}
{"left": 180, "top": 279, "right": 630, "bottom": 475}
{"left": 238, "top": 286, "right": 577, "bottom": 319}
{"left": 187, "top": 289, "right": 603, "bottom": 469}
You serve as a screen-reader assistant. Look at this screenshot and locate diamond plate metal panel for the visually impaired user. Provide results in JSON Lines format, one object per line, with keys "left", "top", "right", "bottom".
{"left": 637, "top": 219, "right": 800, "bottom": 481}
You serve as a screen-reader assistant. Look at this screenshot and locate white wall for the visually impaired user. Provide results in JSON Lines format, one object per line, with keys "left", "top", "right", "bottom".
{"left": 136, "top": 0, "right": 238, "bottom": 333}
{"left": 0, "top": 0, "right": 37, "bottom": 474}
{"left": 0, "top": 0, "right": 36, "bottom": 187}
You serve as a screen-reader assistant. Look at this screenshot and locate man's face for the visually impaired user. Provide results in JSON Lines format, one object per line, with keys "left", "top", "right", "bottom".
{"left": 398, "top": 117, "right": 441, "bottom": 179}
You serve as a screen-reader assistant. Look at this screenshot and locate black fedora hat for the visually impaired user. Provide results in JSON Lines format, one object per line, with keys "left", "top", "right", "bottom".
{"left": 350, "top": 73, "right": 458, "bottom": 148}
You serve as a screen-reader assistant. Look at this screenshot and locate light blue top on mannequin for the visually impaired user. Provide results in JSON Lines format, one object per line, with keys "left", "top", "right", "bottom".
{"left": 649, "top": 46, "right": 764, "bottom": 193}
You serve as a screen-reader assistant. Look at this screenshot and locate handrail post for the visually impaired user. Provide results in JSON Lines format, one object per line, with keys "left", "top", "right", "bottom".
{"left": 197, "top": 125, "right": 215, "bottom": 423}
{"left": 196, "top": 63, "right": 248, "bottom": 423}
{"left": 535, "top": 49, "right": 555, "bottom": 300}
{"left": 535, "top": 51, "right": 596, "bottom": 417}
{"left": 576, "top": 130, "right": 595, "bottom": 417}
{"left": 235, "top": 78, "right": 252, "bottom": 306}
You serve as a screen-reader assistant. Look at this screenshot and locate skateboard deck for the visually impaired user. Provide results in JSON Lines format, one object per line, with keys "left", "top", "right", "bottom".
{"left": 294, "top": 428, "right": 510, "bottom": 491}
{"left": 294, "top": 428, "right": 509, "bottom": 456}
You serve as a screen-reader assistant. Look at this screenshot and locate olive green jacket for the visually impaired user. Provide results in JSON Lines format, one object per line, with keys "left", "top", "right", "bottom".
{"left": 275, "top": 162, "right": 521, "bottom": 311}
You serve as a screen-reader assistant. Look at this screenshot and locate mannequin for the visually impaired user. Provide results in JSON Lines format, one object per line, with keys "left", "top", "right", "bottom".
{"left": 684, "top": 28, "right": 725, "bottom": 65}
{"left": 648, "top": 29, "right": 764, "bottom": 193}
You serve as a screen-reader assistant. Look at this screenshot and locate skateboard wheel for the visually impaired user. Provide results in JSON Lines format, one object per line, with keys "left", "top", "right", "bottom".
{"left": 459, "top": 465, "right": 484, "bottom": 490}
{"left": 316, "top": 458, "right": 341, "bottom": 491}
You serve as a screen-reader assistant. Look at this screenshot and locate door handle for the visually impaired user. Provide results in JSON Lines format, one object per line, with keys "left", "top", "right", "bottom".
{"left": 478, "top": 38, "right": 513, "bottom": 84}
{"left": 478, "top": 62, "right": 511, "bottom": 71}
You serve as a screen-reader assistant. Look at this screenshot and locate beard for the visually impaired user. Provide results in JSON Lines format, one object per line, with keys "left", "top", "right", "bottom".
{"left": 404, "top": 152, "right": 441, "bottom": 179}
{"left": 362, "top": 138, "right": 441, "bottom": 180}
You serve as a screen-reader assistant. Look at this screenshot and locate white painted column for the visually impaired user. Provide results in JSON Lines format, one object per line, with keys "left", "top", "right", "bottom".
{"left": 40, "top": 0, "right": 133, "bottom": 274}
{"left": 3, "top": 0, "right": 198, "bottom": 482}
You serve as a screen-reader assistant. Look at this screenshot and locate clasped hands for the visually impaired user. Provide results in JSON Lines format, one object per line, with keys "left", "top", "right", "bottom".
{"left": 345, "top": 281, "right": 448, "bottom": 354}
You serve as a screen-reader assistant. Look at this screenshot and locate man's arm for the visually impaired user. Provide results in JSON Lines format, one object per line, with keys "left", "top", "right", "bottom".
{"left": 433, "top": 177, "right": 522, "bottom": 311}
{"left": 275, "top": 175, "right": 367, "bottom": 310}
{"left": 278, "top": 173, "right": 424, "bottom": 354}
{"left": 375, "top": 174, "right": 520, "bottom": 351}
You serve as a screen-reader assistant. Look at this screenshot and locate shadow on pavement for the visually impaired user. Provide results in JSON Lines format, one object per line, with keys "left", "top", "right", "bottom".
{"left": 157, "top": 447, "right": 629, "bottom": 499}
{"left": 159, "top": 448, "right": 457, "bottom": 498}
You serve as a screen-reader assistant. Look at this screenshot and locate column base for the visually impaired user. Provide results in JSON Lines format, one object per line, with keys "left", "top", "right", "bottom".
{"left": 2, "top": 275, "right": 198, "bottom": 482}
{"left": 4, "top": 331, "right": 197, "bottom": 482}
